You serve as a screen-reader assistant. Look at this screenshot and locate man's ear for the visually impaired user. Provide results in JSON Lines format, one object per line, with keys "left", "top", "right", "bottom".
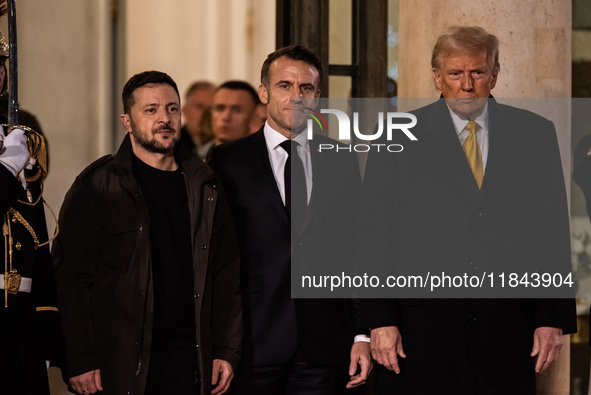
{"left": 120, "top": 114, "right": 132, "bottom": 134}
{"left": 432, "top": 68, "right": 443, "bottom": 91}
{"left": 312, "top": 94, "right": 320, "bottom": 109}
{"left": 258, "top": 84, "right": 268, "bottom": 104}
{"left": 490, "top": 72, "right": 498, "bottom": 91}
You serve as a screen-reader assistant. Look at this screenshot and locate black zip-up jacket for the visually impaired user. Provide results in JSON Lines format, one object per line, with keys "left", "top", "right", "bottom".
{"left": 53, "top": 135, "right": 242, "bottom": 394}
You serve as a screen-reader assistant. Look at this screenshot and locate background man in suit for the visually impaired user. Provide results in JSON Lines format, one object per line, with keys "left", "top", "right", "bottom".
{"left": 179, "top": 80, "right": 215, "bottom": 159}
{"left": 359, "top": 26, "right": 576, "bottom": 394}
{"left": 209, "top": 45, "right": 371, "bottom": 394}
{"left": 211, "top": 80, "right": 258, "bottom": 146}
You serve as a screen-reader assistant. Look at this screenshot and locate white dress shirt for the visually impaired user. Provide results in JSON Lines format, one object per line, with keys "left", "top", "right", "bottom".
{"left": 446, "top": 102, "right": 490, "bottom": 174}
{"left": 263, "top": 122, "right": 313, "bottom": 205}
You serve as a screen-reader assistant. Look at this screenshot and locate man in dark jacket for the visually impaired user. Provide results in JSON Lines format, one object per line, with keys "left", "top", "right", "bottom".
{"left": 359, "top": 27, "right": 576, "bottom": 394}
{"left": 54, "top": 71, "right": 242, "bottom": 395}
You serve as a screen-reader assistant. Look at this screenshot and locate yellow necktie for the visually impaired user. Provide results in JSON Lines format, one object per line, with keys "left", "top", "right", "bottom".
{"left": 463, "top": 121, "right": 483, "bottom": 189}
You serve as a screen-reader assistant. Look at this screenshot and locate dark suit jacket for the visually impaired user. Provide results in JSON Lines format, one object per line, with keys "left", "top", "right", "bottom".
{"left": 54, "top": 137, "right": 242, "bottom": 395}
{"left": 358, "top": 98, "right": 576, "bottom": 395}
{"left": 209, "top": 128, "right": 361, "bottom": 368}
{"left": 573, "top": 134, "right": 591, "bottom": 218}
{"left": 572, "top": 133, "right": 591, "bottom": 346}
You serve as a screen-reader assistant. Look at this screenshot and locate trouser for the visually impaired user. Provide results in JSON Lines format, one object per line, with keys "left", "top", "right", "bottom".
{"left": 145, "top": 335, "right": 200, "bottom": 395}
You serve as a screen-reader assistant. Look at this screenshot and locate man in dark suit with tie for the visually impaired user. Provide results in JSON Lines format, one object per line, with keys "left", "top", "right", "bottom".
{"left": 209, "top": 44, "right": 371, "bottom": 394}
{"left": 358, "top": 26, "right": 576, "bottom": 394}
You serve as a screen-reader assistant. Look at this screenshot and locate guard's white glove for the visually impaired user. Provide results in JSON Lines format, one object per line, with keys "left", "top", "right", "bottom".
{"left": 0, "top": 126, "right": 30, "bottom": 177}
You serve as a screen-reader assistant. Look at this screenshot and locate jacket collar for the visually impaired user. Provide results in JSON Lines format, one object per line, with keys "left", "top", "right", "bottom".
{"left": 424, "top": 95, "right": 513, "bottom": 204}
{"left": 423, "top": 97, "right": 484, "bottom": 203}
{"left": 111, "top": 134, "right": 217, "bottom": 191}
{"left": 251, "top": 129, "right": 291, "bottom": 227}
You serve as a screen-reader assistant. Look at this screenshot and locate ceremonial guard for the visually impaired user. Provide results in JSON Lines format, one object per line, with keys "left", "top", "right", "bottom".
{"left": 0, "top": 1, "right": 62, "bottom": 392}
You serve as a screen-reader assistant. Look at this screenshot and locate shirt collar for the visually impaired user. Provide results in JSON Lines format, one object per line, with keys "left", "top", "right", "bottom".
{"left": 446, "top": 101, "right": 489, "bottom": 137}
{"left": 263, "top": 121, "right": 310, "bottom": 152}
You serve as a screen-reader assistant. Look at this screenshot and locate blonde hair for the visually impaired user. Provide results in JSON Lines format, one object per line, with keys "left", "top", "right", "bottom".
{"left": 431, "top": 26, "right": 500, "bottom": 75}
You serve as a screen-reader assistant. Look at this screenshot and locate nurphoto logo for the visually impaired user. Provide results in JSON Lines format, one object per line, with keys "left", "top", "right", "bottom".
{"left": 302, "top": 102, "right": 418, "bottom": 153}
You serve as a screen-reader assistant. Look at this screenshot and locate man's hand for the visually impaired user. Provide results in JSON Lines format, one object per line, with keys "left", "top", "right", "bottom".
{"left": 370, "top": 326, "right": 406, "bottom": 373}
{"left": 211, "top": 359, "right": 233, "bottom": 395}
{"left": 531, "top": 326, "right": 563, "bottom": 373}
{"left": 346, "top": 341, "right": 372, "bottom": 388}
{"left": 69, "top": 369, "right": 103, "bottom": 394}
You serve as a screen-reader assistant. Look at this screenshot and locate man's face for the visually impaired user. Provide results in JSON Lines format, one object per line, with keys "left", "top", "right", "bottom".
{"left": 211, "top": 88, "right": 256, "bottom": 144}
{"left": 182, "top": 87, "right": 215, "bottom": 136}
{"left": 121, "top": 83, "right": 181, "bottom": 155}
{"left": 259, "top": 57, "right": 320, "bottom": 138}
{"left": 432, "top": 51, "right": 497, "bottom": 120}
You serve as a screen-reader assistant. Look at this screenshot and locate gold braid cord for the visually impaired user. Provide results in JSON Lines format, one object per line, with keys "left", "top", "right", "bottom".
{"left": 3, "top": 205, "right": 58, "bottom": 307}
{"left": 3, "top": 212, "right": 18, "bottom": 305}
{"left": 8, "top": 208, "right": 40, "bottom": 249}
{"left": 4, "top": 206, "right": 58, "bottom": 250}
{"left": 25, "top": 127, "right": 48, "bottom": 182}
{"left": 36, "top": 306, "right": 59, "bottom": 312}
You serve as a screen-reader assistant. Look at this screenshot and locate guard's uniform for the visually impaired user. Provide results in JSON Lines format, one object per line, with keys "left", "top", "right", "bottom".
{"left": 0, "top": 129, "right": 61, "bottom": 395}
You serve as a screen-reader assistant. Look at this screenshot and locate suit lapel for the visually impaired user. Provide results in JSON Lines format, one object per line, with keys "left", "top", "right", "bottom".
{"left": 480, "top": 98, "right": 514, "bottom": 199}
{"left": 423, "top": 100, "right": 482, "bottom": 203}
{"left": 251, "top": 130, "right": 290, "bottom": 227}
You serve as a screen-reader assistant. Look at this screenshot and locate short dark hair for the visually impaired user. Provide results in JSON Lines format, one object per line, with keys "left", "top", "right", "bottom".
{"left": 185, "top": 80, "right": 215, "bottom": 102}
{"left": 122, "top": 71, "right": 180, "bottom": 114}
{"left": 260, "top": 44, "right": 322, "bottom": 88}
{"left": 216, "top": 80, "right": 259, "bottom": 105}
